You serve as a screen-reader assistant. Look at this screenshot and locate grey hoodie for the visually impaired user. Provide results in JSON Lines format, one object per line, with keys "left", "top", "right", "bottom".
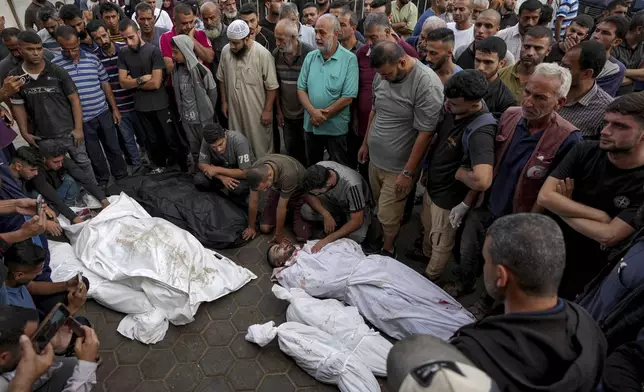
{"left": 171, "top": 35, "right": 218, "bottom": 124}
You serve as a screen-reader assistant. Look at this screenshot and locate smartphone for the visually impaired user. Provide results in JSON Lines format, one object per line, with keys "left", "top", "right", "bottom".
{"left": 77, "top": 271, "right": 83, "bottom": 290}
{"left": 65, "top": 317, "right": 86, "bottom": 338}
{"left": 31, "top": 303, "right": 71, "bottom": 353}
{"left": 36, "top": 194, "right": 43, "bottom": 216}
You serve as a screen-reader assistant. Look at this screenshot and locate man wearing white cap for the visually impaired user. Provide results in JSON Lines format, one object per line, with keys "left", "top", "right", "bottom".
{"left": 217, "top": 19, "right": 279, "bottom": 159}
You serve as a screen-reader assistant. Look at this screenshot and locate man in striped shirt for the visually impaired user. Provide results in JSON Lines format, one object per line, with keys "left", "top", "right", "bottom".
{"left": 88, "top": 20, "right": 143, "bottom": 170}
{"left": 53, "top": 25, "right": 128, "bottom": 188}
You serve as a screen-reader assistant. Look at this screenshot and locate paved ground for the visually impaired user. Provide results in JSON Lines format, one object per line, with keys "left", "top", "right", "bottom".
{"left": 73, "top": 210, "right": 480, "bottom": 392}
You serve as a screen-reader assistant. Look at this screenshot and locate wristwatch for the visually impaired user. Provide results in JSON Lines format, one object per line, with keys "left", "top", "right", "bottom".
{"left": 402, "top": 170, "right": 413, "bottom": 178}
{"left": 136, "top": 76, "right": 143, "bottom": 86}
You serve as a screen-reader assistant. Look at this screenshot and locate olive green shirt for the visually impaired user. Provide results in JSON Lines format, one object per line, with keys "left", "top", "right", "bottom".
{"left": 498, "top": 62, "right": 526, "bottom": 105}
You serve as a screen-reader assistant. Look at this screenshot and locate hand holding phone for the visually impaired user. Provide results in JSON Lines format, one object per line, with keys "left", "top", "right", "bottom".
{"left": 30, "top": 303, "right": 71, "bottom": 353}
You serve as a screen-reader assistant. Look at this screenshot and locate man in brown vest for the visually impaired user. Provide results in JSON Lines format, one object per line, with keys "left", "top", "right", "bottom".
{"left": 442, "top": 63, "right": 582, "bottom": 318}
{"left": 538, "top": 92, "right": 644, "bottom": 299}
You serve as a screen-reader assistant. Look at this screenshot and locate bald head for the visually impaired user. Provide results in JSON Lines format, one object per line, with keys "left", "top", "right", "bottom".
{"left": 474, "top": 8, "right": 501, "bottom": 40}
{"left": 422, "top": 15, "right": 447, "bottom": 33}
{"left": 480, "top": 8, "right": 500, "bottom": 23}
{"left": 275, "top": 19, "right": 299, "bottom": 37}
{"left": 317, "top": 13, "right": 341, "bottom": 31}
{"left": 201, "top": 1, "right": 222, "bottom": 32}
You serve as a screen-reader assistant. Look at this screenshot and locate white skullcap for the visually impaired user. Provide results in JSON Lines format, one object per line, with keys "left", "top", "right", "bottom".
{"left": 227, "top": 20, "right": 250, "bottom": 40}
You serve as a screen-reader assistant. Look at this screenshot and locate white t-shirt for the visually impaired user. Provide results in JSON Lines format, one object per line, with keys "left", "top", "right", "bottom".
{"left": 447, "top": 22, "right": 474, "bottom": 52}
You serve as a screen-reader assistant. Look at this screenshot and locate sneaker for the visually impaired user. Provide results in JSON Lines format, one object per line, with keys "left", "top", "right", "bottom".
{"left": 379, "top": 246, "right": 398, "bottom": 259}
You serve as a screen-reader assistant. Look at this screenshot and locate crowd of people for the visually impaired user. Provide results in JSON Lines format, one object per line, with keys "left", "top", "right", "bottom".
{"left": 0, "top": 0, "right": 643, "bottom": 390}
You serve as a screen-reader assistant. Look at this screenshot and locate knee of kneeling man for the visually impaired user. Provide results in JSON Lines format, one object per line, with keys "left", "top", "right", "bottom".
{"left": 259, "top": 225, "right": 273, "bottom": 234}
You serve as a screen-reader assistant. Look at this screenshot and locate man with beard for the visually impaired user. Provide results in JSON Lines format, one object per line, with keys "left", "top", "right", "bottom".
{"left": 9, "top": 31, "right": 96, "bottom": 185}
{"left": 52, "top": 25, "right": 128, "bottom": 189}
{"left": 222, "top": 0, "right": 240, "bottom": 26}
{"left": 160, "top": 2, "right": 214, "bottom": 73}
{"left": 454, "top": 9, "right": 515, "bottom": 69}
{"left": 201, "top": 2, "right": 229, "bottom": 73}
{"left": 446, "top": 0, "right": 474, "bottom": 50}
{"left": 118, "top": 19, "right": 185, "bottom": 171}
{"left": 497, "top": 0, "right": 517, "bottom": 28}
{"left": 425, "top": 28, "right": 462, "bottom": 84}
{"left": 356, "top": 13, "right": 418, "bottom": 145}
{"left": 499, "top": 25, "right": 551, "bottom": 104}
{"left": 135, "top": 2, "right": 169, "bottom": 47}
{"left": 413, "top": 0, "right": 449, "bottom": 36}
{"left": 0, "top": 305, "right": 100, "bottom": 392}
{"left": 474, "top": 37, "right": 516, "bottom": 115}
{"left": 450, "top": 213, "right": 607, "bottom": 392}
{"left": 615, "top": 13, "right": 644, "bottom": 94}
{"left": 298, "top": 14, "right": 357, "bottom": 166}
{"left": 59, "top": 5, "right": 99, "bottom": 54}
{"left": 99, "top": 2, "right": 124, "bottom": 43}
{"left": 302, "top": 3, "right": 319, "bottom": 27}
{"left": 280, "top": 3, "right": 316, "bottom": 48}
{"left": 317, "top": 0, "right": 331, "bottom": 15}
{"left": 88, "top": 20, "right": 143, "bottom": 170}
{"left": 274, "top": 19, "right": 314, "bottom": 165}
{"left": 239, "top": 3, "right": 277, "bottom": 52}
{"left": 538, "top": 93, "right": 644, "bottom": 299}
{"left": 262, "top": 0, "right": 286, "bottom": 32}
{"left": 495, "top": 0, "right": 542, "bottom": 60}
{"left": 391, "top": 0, "right": 419, "bottom": 39}
{"left": 414, "top": 70, "right": 495, "bottom": 281}
{"left": 217, "top": 20, "right": 279, "bottom": 159}
{"left": 406, "top": 16, "right": 446, "bottom": 62}
{"left": 558, "top": 41, "right": 613, "bottom": 139}
{"left": 36, "top": 9, "right": 61, "bottom": 54}
{"left": 444, "top": 64, "right": 581, "bottom": 314}
{"left": 357, "top": 41, "right": 442, "bottom": 258}
{"left": 25, "top": 0, "right": 56, "bottom": 31}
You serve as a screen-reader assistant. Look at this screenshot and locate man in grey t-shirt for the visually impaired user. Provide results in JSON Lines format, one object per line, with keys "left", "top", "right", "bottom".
{"left": 302, "top": 161, "right": 372, "bottom": 252}
{"left": 357, "top": 41, "right": 443, "bottom": 258}
{"left": 196, "top": 123, "right": 254, "bottom": 205}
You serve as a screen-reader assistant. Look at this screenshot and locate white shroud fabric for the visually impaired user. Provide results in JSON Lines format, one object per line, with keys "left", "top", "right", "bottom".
{"left": 51, "top": 193, "right": 256, "bottom": 344}
{"left": 272, "top": 285, "right": 392, "bottom": 377}
{"left": 274, "top": 239, "right": 475, "bottom": 340}
{"left": 245, "top": 321, "right": 380, "bottom": 392}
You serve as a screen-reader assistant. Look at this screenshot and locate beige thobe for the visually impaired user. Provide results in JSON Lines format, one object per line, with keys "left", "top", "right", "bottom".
{"left": 216, "top": 41, "right": 279, "bottom": 159}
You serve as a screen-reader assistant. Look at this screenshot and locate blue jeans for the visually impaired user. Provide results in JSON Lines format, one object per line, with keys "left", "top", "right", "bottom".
{"left": 56, "top": 174, "right": 82, "bottom": 206}
{"left": 118, "top": 111, "right": 142, "bottom": 167}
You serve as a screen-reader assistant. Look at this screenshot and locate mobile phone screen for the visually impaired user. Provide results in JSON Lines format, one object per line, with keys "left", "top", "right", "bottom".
{"left": 32, "top": 304, "right": 70, "bottom": 352}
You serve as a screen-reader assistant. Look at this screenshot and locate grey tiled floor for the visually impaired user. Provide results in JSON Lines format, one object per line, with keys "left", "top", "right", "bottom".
{"left": 78, "top": 212, "right": 476, "bottom": 391}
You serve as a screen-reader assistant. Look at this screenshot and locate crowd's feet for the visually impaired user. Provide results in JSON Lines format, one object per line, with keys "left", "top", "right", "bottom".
{"left": 379, "top": 246, "right": 398, "bottom": 259}
{"left": 442, "top": 281, "right": 476, "bottom": 299}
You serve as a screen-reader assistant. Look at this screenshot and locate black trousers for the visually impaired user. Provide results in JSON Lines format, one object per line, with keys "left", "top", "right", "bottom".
{"left": 137, "top": 108, "right": 187, "bottom": 170}
{"left": 82, "top": 110, "right": 128, "bottom": 186}
{"left": 305, "top": 132, "right": 349, "bottom": 166}
{"left": 282, "top": 117, "right": 307, "bottom": 166}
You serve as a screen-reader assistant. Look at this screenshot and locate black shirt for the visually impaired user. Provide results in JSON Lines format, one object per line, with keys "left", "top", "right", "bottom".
{"left": 256, "top": 28, "right": 277, "bottom": 53}
{"left": 545, "top": 43, "right": 566, "bottom": 64}
{"left": 484, "top": 78, "right": 517, "bottom": 116}
{"left": 8, "top": 60, "right": 77, "bottom": 138}
{"left": 500, "top": 11, "right": 518, "bottom": 29}
{"left": 260, "top": 17, "right": 277, "bottom": 33}
{"left": 426, "top": 110, "right": 496, "bottom": 210}
{"left": 117, "top": 42, "right": 169, "bottom": 112}
{"left": 551, "top": 141, "right": 644, "bottom": 227}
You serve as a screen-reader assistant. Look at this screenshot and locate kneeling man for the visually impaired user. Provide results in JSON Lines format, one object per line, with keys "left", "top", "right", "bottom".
{"left": 302, "top": 162, "right": 372, "bottom": 252}
{"left": 195, "top": 123, "right": 253, "bottom": 205}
